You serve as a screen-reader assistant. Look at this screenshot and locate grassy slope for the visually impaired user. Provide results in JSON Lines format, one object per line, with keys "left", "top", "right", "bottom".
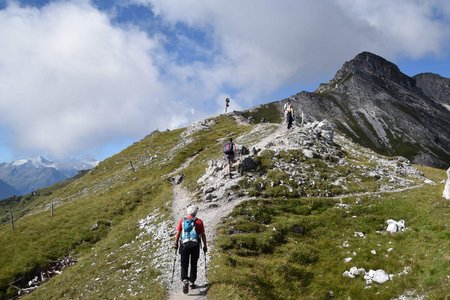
{"left": 208, "top": 166, "right": 449, "bottom": 299}
{"left": 0, "top": 115, "right": 249, "bottom": 299}
{"left": 1, "top": 110, "right": 448, "bottom": 300}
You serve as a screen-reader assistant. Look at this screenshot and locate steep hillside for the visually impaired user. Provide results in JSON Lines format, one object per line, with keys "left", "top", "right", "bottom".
{"left": 0, "top": 114, "right": 448, "bottom": 300}
{"left": 281, "top": 52, "right": 450, "bottom": 168}
{"left": 0, "top": 179, "right": 18, "bottom": 199}
{"left": 414, "top": 72, "right": 450, "bottom": 107}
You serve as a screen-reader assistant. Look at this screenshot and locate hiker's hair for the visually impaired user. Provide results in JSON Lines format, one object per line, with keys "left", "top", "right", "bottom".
{"left": 229, "top": 138, "right": 233, "bottom": 143}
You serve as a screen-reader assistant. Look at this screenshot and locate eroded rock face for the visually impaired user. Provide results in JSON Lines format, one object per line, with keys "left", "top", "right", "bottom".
{"left": 283, "top": 52, "right": 450, "bottom": 168}
{"left": 443, "top": 167, "right": 450, "bottom": 200}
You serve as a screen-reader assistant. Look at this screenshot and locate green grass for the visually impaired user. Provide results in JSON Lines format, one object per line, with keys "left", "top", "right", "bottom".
{"left": 208, "top": 167, "right": 449, "bottom": 299}
{"left": 0, "top": 114, "right": 250, "bottom": 299}
{"left": 1, "top": 113, "right": 448, "bottom": 300}
{"left": 241, "top": 103, "right": 282, "bottom": 124}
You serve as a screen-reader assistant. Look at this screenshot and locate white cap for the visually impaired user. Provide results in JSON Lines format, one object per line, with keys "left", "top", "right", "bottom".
{"left": 186, "top": 205, "right": 198, "bottom": 216}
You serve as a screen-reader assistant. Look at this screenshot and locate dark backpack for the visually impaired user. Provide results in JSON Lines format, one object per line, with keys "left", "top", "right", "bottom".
{"left": 181, "top": 217, "right": 199, "bottom": 248}
{"left": 224, "top": 142, "right": 234, "bottom": 155}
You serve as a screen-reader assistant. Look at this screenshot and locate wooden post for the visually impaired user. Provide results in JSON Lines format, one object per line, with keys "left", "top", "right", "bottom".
{"left": 129, "top": 161, "right": 135, "bottom": 172}
{"left": 10, "top": 211, "right": 14, "bottom": 230}
{"left": 51, "top": 202, "right": 54, "bottom": 217}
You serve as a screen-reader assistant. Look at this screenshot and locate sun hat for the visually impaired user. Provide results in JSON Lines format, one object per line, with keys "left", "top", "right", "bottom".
{"left": 187, "top": 205, "right": 198, "bottom": 216}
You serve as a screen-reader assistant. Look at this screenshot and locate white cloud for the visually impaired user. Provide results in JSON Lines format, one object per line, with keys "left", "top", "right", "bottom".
{"left": 147, "top": 0, "right": 450, "bottom": 93}
{"left": 1, "top": 0, "right": 450, "bottom": 159}
{"left": 0, "top": 1, "right": 189, "bottom": 158}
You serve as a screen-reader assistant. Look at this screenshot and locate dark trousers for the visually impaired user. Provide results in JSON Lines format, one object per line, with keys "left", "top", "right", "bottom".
{"left": 180, "top": 243, "right": 200, "bottom": 283}
{"left": 287, "top": 112, "right": 293, "bottom": 129}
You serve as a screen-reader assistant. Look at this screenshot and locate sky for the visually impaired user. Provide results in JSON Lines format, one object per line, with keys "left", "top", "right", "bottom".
{"left": 0, "top": 0, "right": 449, "bottom": 163}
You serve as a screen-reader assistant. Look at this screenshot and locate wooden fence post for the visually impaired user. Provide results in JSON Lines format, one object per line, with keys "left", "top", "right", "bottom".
{"left": 51, "top": 202, "right": 54, "bottom": 217}
{"left": 129, "top": 161, "right": 135, "bottom": 172}
{"left": 10, "top": 211, "right": 14, "bottom": 230}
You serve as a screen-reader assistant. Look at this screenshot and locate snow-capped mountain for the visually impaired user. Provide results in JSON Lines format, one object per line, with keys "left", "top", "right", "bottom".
{"left": 0, "top": 156, "right": 99, "bottom": 200}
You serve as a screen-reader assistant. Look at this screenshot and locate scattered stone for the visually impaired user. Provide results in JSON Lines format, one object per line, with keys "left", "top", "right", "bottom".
{"left": 370, "top": 250, "right": 377, "bottom": 255}
{"left": 386, "top": 219, "right": 406, "bottom": 233}
{"left": 364, "top": 269, "right": 390, "bottom": 284}
{"left": 349, "top": 267, "right": 365, "bottom": 276}
{"left": 344, "top": 257, "right": 353, "bottom": 263}
{"left": 204, "top": 187, "right": 215, "bottom": 194}
{"left": 354, "top": 232, "right": 365, "bottom": 238}
{"left": 343, "top": 266, "right": 365, "bottom": 278}
{"left": 168, "top": 174, "right": 184, "bottom": 185}
{"left": 302, "top": 149, "right": 314, "bottom": 158}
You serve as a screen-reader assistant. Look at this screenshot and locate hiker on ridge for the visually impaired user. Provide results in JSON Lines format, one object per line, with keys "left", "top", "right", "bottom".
{"left": 173, "top": 205, "right": 207, "bottom": 294}
{"left": 286, "top": 102, "right": 294, "bottom": 129}
{"left": 283, "top": 99, "right": 291, "bottom": 125}
{"left": 224, "top": 138, "right": 236, "bottom": 179}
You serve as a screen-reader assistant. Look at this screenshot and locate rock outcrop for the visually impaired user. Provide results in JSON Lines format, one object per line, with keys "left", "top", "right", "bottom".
{"left": 274, "top": 52, "right": 450, "bottom": 168}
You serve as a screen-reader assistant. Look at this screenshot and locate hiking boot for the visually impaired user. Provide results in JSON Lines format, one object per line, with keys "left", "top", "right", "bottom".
{"left": 190, "top": 282, "right": 196, "bottom": 289}
{"left": 182, "top": 279, "right": 189, "bottom": 294}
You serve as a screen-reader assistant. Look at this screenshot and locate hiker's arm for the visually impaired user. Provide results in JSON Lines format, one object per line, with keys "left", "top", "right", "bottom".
{"left": 173, "top": 218, "right": 182, "bottom": 249}
{"left": 201, "top": 233, "right": 207, "bottom": 253}
{"left": 173, "top": 231, "right": 180, "bottom": 249}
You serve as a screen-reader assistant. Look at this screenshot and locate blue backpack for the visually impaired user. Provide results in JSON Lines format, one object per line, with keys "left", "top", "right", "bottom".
{"left": 182, "top": 217, "right": 199, "bottom": 247}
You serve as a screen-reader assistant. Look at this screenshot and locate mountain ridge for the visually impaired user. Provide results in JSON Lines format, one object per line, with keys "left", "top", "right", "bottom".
{"left": 282, "top": 51, "right": 450, "bottom": 168}
{"left": 0, "top": 156, "right": 99, "bottom": 199}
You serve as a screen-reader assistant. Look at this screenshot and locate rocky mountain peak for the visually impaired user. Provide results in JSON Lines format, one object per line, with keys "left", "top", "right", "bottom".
{"left": 414, "top": 72, "right": 450, "bottom": 107}
{"left": 336, "top": 51, "right": 416, "bottom": 89}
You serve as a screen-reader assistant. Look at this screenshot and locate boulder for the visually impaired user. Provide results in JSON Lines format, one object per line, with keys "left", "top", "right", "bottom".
{"left": 364, "top": 269, "right": 390, "bottom": 284}
{"left": 443, "top": 167, "right": 450, "bottom": 200}
{"left": 240, "top": 157, "right": 258, "bottom": 172}
{"left": 386, "top": 219, "right": 405, "bottom": 233}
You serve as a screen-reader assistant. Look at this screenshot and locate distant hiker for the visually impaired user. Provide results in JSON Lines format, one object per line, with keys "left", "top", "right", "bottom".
{"left": 225, "top": 97, "right": 230, "bottom": 113}
{"left": 286, "top": 103, "right": 294, "bottom": 129}
{"left": 224, "top": 138, "right": 236, "bottom": 178}
{"left": 283, "top": 99, "right": 291, "bottom": 124}
{"left": 173, "top": 205, "right": 208, "bottom": 294}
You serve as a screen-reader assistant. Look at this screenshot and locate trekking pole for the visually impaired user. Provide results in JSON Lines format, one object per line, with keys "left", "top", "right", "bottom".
{"left": 170, "top": 248, "right": 177, "bottom": 284}
{"left": 203, "top": 249, "right": 208, "bottom": 284}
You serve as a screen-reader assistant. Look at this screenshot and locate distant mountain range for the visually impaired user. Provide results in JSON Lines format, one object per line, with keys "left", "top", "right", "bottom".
{"left": 281, "top": 52, "right": 450, "bottom": 168}
{"left": 0, "top": 156, "right": 98, "bottom": 200}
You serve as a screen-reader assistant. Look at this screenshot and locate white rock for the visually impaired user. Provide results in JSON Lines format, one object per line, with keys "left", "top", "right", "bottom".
{"left": 424, "top": 179, "right": 434, "bottom": 185}
{"left": 354, "top": 231, "right": 365, "bottom": 238}
{"left": 302, "top": 149, "right": 314, "bottom": 158}
{"left": 364, "top": 269, "right": 390, "bottom": 284}
{"left": 342, "top": 241, "right": 350, "bottom": 248}
{"left": 349, "top": 267, "right": 366, "bottom": 276}
{"left": 443, "top": 167, "right": 450, "bottom": 200}
{"left": 386, "top": 219, "right": 406, "bottom": 233}
{"left": 344, "top": 257, "right": 353, "bottom": 262}
{"left": 343, "top": 271, "right": 355, "bottom": 278}
{"left": 370, "top": 250, "right": 377, "bottom": 255}
{"left": 387, "top": 248, "right": 394, "bottom": 252}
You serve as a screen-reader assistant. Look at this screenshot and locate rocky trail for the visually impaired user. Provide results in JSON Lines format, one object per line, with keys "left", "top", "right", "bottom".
{"left": 167, "top": 174, "right": 248, "bottom": 299}
{"left": 145, "top": 120, "right": 431, "bottom": 299}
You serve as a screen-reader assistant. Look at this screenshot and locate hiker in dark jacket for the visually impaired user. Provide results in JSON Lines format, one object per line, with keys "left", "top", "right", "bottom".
{"left": 286, "top": 103, "right": 294, "bottom": 129}
{"left": 224, "top": 138, "right": 236, "bottom": 178}
{"left": 173, "top": 205, "right": 207, "bottom": 294}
